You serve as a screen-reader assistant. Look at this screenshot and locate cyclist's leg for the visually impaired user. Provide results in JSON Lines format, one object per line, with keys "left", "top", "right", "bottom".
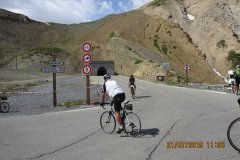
{"left": 113, "top": 93, "right": 126, "bottom": 133}
{"left": 236, "top": 78, "right": 240, "bottom": 95}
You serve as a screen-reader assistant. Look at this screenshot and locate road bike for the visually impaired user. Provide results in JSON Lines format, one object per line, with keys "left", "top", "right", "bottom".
{"left": 130, "top": 85, "right": 135, "bottom": 99}
{"left": 0, "top": 96, "right": 10, "bottom": 113}
{"left": 227, "top": 117, "right": 240, "bottom": 152}
{"left": 100, "top": 101, "right": 141, "bottom": 137}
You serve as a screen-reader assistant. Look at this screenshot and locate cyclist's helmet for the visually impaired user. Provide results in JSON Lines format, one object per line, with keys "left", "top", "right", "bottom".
{"left": 130, "top": 75, "right": 133, "bottom": 78}
{"left": 103, "top": 74, "right": 111, "bottom": 80}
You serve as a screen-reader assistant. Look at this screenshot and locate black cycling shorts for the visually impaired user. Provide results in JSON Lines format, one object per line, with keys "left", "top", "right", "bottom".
{"left": 236, "top": 77, "right": 240, "bottom": 85}
{"left": 112, "top": 93, "right": 125, "bottom": 112}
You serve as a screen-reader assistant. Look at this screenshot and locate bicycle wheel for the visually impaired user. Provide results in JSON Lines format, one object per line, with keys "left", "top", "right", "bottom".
{"left": 0, "top": 102, "right": 10, "bottom": 113}
{"left": 124, "top": 112, "right": 141, "bottom": 137}
{"left": 131, "top": 87, "right": 135, "bottom": 99}
{"left": 100, "top": 111, "right": 116, "bottom": 134}
{"left": 227, "top": 118, "right": 240, "bottom": 152}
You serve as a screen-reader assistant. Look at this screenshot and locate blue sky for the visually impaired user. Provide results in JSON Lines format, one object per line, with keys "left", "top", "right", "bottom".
{"left": 0, "top": 0, "right": 152, "bottom": 24}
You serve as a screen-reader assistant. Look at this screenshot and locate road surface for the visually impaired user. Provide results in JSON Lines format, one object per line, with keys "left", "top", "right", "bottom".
{"left": 0, "top": 75, "right": 239, "bottom": 160}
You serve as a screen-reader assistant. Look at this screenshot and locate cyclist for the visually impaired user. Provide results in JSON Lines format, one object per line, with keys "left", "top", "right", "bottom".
{"left": 100, "top": 74, "right": 126, "bottom": 133}
{"left": 234, "top": 65, "right": 240, "bottom": 95}
{"left": 128, "top": 75, "right": 136, "bottom": 91}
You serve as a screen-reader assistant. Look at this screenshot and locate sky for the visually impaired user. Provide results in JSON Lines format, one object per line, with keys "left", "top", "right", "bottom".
{"left": 0, "top": 0, "right": 152, "bottom": 24}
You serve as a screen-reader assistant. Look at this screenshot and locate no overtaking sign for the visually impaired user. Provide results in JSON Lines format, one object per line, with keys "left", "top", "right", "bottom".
{"left": 82, "top": 54, "right": 92, "bottom": 63}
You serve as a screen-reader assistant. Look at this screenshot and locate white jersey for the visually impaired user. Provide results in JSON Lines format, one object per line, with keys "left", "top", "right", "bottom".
{"left": 102, "top": 80, "right": 124, "bottom": 98}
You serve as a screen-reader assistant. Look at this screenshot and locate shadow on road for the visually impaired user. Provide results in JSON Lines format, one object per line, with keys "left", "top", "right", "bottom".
{"left": 139, "top": 128, "right": 160, "bottom": 138}
{"left": 134, "top": 96, "right": 152, "bottom": 99}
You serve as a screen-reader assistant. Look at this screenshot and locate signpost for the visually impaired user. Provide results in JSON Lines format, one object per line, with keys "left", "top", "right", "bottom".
{"left": 82, "top": 43, "right": 92, "bottom": 104}
{"left": 184, "top": 64, "right": 190, "bottom": 85}
{"left": 41, "top": 58, "right": 64, "bottom": 107}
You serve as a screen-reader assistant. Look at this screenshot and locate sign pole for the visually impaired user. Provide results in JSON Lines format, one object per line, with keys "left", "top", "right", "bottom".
{"left": 82, "top": 43, "right": 92, "bottom": 105}
{"left": 86, "top": 75, "right": 90, "bottom": 105}
{"left": 53, "top": 56, "right": 57, "bottom": 107}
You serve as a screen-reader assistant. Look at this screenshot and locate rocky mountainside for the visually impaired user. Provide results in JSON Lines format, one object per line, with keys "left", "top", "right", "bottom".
{"left": 2, "top": 0, "right": 239, "bottom": 84}
{"left": 142, "top": 0, "right": 240, "bottom": 75}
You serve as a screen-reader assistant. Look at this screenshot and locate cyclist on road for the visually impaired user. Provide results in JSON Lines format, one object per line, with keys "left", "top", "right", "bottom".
{"left": 100, "top": 74, "right": 126, "bottom": 133}
{"left": 128, "top": 75, "right": 136, "bottom": 90}
{"left": 234, "top": 65, "right": 240, "bottom": 95}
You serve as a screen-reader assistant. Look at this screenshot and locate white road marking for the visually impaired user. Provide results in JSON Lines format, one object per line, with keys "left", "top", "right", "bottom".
{"left": 203, "top": 90, "right": 227, "bottom": 95}
{"left": 43, "top": 106, "right": 100, "bottom": 115}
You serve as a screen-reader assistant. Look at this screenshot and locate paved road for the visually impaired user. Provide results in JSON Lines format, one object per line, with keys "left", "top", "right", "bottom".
{"left": 0, "top": 75, "right": 240, "bottom": 160}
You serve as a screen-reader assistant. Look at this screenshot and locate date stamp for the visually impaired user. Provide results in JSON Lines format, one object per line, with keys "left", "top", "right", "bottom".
{"left": 166, "top": 141, "right": 225, "bottom": 149}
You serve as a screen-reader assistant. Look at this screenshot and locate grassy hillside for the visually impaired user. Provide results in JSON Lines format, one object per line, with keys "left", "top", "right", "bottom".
{"left": 0, "top": 9, "right": 223, "bottom": 84}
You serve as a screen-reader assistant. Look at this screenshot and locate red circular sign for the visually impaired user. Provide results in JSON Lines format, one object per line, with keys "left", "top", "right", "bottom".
{"left": 82, "top": 54, "right": 92, "bottom": 63}
{"left": 82, "top": 65, "right": 92, "bottom": 75}
{"left": 82, "top": 43, "right": 92, "bottom": 52}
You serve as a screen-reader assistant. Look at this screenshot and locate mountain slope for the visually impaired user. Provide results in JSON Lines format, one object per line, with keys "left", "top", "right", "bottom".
{"left": 142, "top": 0, "right": 240, "bottom": 74}
{"left": 0, "top": 6, "right": 225, "bottom": 83}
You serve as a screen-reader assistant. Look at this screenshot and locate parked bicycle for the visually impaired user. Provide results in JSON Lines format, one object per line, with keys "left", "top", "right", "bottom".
{"left": 100, "top": 101, "right": 141, "bottom": 137}
{"left": 0, "top": 96, "right": 10, "bottom": 113}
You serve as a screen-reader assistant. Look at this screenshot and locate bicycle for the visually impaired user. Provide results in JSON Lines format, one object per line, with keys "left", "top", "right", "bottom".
{"left": 0, "top": 96, "right": 10, "bottom": 113}
{"left": 100, "top": 101, "right": 141, "bottom": 137}
{"left": 227, "top": 117, "right": 240, "bottom": 152}
{"left": 130, "top": 85, "right": 135, "bottom": 99}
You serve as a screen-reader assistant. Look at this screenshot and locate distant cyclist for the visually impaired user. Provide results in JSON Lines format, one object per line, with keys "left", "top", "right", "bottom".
{"left": 234, "top": 65, "right": 240, "bottom": 95}
{"left": 129, "top": 75, "right": 136, "bottom": 90}
{"left": 100, "top": 74, "right": 126, "bottom": 133}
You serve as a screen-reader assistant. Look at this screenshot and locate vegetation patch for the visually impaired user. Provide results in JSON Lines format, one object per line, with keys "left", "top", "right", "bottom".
{"left": 161, "top": 45, "right": 168, "bottom": 54}
{"left": 156, "top": 25, "right": 161, "bottom": 32}
{"left": 226, "top": 50, "right": 240, "bottom": 68}
{"left": 216, "top": 40, "right": 228, "bottom": 48}
{"left": 109, "top": 31, "right": 116, "bottom": 38}
{"left": 153, "top": 35, "right": 161, "bottom": 52}
{"left": 63, "top": 100, "right": 86, "bottom": 107}
{"left": 166, "top": 31, "right": 172, "bottom": 37}
{"left": 150, "top": 0, "right": 166, "bottom": 6}
{"left": 135, "top": 59, "right": 143, "bottom": 64}
{"left": 92, "top": 46, "right": 100, "bottom": 52}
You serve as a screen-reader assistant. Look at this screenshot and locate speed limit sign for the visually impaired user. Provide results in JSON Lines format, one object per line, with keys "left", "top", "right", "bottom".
{"left": 82, "top": 43, "right": 92, "bottom": 52}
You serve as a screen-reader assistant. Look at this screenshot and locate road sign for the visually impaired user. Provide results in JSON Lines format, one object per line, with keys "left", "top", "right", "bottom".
{"left": 82, "top": 65, "right": 92, "bottom": 75}
{"left": 162, "top": 63, "right": 170, "bottom": 70}
{"left": 41, "top": 66, "right": 64, "bottom": 73}
{"left": 49, "top": 61, "right": 64, "bottom": 66}
{"left": 82, "top": 43, "right": 92, "bottom": 52}
{"left": 82, "top": 54, "right": 92, "bottom": 63}
{"left": 184, "top": 64, "right": 190, "bottom": 70}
